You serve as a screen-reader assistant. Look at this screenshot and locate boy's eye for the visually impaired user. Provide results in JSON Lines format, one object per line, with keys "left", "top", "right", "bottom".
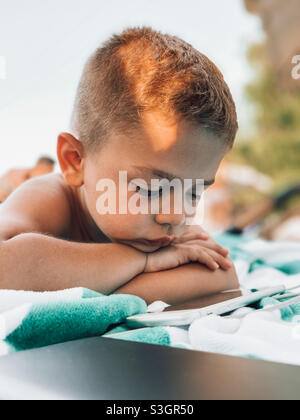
{"left": 134, "top": 184, "right": 201, "bottom": 201}
{"left": 135, "top": 185, "right": 163, "bottom": 199}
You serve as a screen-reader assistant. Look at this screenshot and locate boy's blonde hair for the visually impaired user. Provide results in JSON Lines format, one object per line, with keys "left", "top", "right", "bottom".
{"left": 71, "top": 27, "right": 238, "bottom": 151}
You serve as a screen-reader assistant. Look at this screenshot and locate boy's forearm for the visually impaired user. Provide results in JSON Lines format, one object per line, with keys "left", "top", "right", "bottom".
{"left": 114, "top": 263, "right": 239, "bottom": 305}
{"left": 0, "top": 233, "right": 146, "bottom": 294}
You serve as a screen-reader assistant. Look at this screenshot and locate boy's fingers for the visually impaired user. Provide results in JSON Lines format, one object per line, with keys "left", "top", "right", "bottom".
{"left": 174, "top": 231, "right": 209, "bottom": 243}
{"left": 183, "top": 239, "right": 229, "bottom": 257}
{"left": 205, "top": 249, "right": 233, "bottom": 270}
{"left": 194, "top": 227, "right": 210, "bottom": 238}
{"left": 206, "top": 241, "right": 229, "bottom": 256}
{"left": 198, "top": 232, "right": 209, "bottom": 239}
{"left": 220, "top": 247, "right": 229, "bottom": 256}
{"left": 196, "top": 251, "right": 219, "bottom": 271}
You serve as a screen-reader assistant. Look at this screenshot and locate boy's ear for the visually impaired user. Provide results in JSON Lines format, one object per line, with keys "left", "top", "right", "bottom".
{"left": 57, "top": 133, "right": 85, "bottom": 187}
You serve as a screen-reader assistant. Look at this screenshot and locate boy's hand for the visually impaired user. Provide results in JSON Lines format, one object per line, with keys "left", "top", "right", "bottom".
{"left": 173, "top": 225, "right": 229, "bottom": 257}
{"left": 145, "top": 226, "right": 232, "bottom": 273}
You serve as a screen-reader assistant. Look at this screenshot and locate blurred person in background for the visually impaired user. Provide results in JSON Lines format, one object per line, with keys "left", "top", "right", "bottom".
{"left": 0, "top": 156, "right": 55, "bottom": 203}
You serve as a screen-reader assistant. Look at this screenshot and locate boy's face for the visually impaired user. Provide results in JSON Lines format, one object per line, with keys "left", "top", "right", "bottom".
{"left": 79, "top": 114, "right": 228, "bottom": 252}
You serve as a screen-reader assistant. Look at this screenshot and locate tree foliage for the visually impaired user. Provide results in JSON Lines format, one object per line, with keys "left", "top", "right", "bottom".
{"left": 229, "top": 42, "right": 300, "bottom": 190}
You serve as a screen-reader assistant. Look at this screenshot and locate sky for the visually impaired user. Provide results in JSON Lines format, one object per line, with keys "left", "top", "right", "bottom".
{"left": 0, "top": 0, "right": 263, "bottom": 173}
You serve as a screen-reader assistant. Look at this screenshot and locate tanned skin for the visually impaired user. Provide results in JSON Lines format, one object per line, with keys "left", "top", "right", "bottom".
{"left": 0, "top": 115, "right": 239, "bottom": 304}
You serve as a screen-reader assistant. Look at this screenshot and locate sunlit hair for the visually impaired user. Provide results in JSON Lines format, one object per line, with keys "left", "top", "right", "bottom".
{"left": 71, "top": 27, "right": 238, "bottom": 151}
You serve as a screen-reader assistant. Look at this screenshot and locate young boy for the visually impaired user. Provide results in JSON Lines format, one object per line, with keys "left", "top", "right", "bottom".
{"left": 0, "top": 27, "right": 239, "bottom": 305}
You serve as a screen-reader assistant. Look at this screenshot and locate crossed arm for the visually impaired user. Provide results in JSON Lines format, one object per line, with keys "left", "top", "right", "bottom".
{"left": 115, "top": 263, "right": 239, "bottom": 305}
{"left": 0, "top": 228, "right": 239, "bottom": 305}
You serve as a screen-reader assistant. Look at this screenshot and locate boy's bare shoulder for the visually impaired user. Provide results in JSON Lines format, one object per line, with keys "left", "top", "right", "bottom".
{"left": 0, "top": 173, "right": 73, "bottom": 239}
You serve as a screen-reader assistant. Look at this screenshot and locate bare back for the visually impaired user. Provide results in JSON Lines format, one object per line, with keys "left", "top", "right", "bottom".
{"left": 0, "top": 173, "right": 85, "bottom": 242}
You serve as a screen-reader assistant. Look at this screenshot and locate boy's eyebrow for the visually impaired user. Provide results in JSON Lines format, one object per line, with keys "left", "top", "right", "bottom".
{"left": 132, "top": 166, "right": 215, "bottom": 186}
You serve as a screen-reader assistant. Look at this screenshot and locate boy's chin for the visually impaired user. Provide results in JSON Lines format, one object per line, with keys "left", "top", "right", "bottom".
{"left": 118, "top": 239, "right": 160, "bottom": 253}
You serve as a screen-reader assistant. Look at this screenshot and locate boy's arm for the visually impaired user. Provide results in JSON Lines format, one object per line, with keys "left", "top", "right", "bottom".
{"left": 0, "top": 175, "right": 146, "bottom": 293}
{"left": 114, "top": 263, "right": 239, "bottom": 305}
{"left": 0, "top": 233, "right": 146, "bottom": 293}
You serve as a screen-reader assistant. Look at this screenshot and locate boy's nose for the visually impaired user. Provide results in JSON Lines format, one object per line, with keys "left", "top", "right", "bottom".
{"left": 154, "top": 211, "right": 186, "bottom": 228}
{"left": 153, "top": 190, "right": 189, "bottom": 229}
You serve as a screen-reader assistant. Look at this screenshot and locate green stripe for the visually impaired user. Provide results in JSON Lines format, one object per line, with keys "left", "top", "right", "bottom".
{"left": 82, "top": 288, "right": 103, "bottom": 299}
{"left": 271, "top": 260, "right": 300, "bottom": 275}
{"left": 106, "top": 327, "right": 171, "bottom": 347}
{"left": 6, "top": 295, "right": 146, "bottom": 351}
{"left": 214, "top": 233, "right": 300, "bottom": 275}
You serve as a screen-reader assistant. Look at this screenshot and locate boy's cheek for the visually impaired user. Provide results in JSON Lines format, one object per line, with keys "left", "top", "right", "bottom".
{"left": 94, "top": 213, "right": 151, "bottom": 241}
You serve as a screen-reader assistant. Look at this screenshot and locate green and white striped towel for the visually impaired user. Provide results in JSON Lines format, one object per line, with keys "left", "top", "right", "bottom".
{"left": 0, "top": 233, "right": 300, "bottom": 366}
